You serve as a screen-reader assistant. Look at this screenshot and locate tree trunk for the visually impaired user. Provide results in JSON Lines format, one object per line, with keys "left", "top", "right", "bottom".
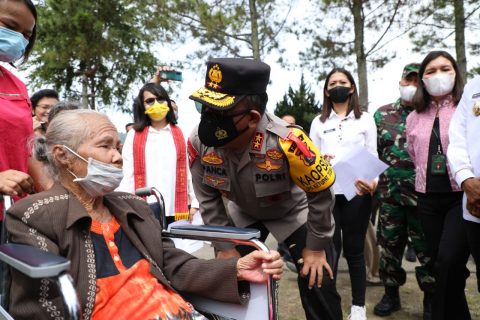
{"left": 81, "top": 73, "right": 89, "bottom": 109}
{"left": 249, "top": 0, "right": 260, "bottom": 60}
{"left": 454, "top": 0, "right": 467, "bottom": 80}
{"left": 352, "top": 0, "right": 368, "bottom": 111}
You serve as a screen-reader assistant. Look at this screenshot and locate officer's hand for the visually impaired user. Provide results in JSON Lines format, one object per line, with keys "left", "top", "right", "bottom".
{"left": 189, "top": 207, "right": 199, "bottom": 222}
{"left": 300, "top": 248, "right": 333, "bottom": 289}
{"left": 0, "top": 170, "right": 34, "bottom": 196}
{"left": 216, "top": 248, "right": 241, "bottom": 260}
{"left": 355, "top": 179, "right": 376, "bottom": 196}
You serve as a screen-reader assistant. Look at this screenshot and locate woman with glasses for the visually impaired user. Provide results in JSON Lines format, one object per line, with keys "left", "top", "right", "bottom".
{"left": 118, "top": 83, "right": 199, "bottom": 227}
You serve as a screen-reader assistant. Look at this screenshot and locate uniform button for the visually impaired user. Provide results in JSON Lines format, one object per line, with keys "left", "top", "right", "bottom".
{"left": 267, "top": 124, "right": 272, "bottom": 129}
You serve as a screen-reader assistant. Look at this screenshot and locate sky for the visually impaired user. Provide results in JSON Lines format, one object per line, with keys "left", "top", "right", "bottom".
{"left": 11, "top": 0, "right": 474, "bottom": 138}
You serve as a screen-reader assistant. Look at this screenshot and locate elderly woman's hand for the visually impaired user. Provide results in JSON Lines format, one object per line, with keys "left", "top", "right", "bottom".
{"left": 0, "top": 170, "right": 34, "bottom": 196}
{"left": 236, "top": 250, "right": 283, "bottom": 283}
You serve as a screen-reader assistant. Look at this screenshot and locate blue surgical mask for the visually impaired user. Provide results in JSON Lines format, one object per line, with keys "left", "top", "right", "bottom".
{"left": 0, "top": 26, "right": 29, "bottom": 63}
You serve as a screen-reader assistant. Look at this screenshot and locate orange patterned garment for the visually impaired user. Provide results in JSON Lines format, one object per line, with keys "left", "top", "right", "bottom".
{"left": 90, "top": 218, "right": 205, "bottom": 320}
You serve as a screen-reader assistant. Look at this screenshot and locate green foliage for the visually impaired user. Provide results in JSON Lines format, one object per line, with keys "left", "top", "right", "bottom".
{"left": 29, "top": 0, "right": 163, "bottom": 111}
{"left": 274, "top": 75, "right": 320, "bottom": 133}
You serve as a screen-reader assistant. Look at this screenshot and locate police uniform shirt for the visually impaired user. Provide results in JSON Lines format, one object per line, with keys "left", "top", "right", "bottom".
{"left": 447, "top": 76, "right": 480, "bottom": 223}
{"left": 189, "top": 113, "right": 335, "bottom": 251}
{"left": 309, "top": 110, "right": 378, "bottom": 194}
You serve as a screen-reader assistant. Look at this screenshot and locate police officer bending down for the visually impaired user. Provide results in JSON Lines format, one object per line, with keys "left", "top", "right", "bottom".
{"left": 188, "top": 58, "right": 342, "bottom": 320}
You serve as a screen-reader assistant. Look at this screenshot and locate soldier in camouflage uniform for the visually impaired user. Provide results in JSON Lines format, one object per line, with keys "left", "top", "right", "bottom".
{"left": 373, "top": 63, "right": 435, "bottom": 319}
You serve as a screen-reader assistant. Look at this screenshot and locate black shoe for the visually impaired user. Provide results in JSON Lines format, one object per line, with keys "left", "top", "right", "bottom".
{"left": 405, "top": 244, "right": 416, "bottom": 262}
{"left": 374, "top": 287, "right": 401, "bottom": 317}
{"left": 423, "top": 292, "right": 433, "bottom": 320}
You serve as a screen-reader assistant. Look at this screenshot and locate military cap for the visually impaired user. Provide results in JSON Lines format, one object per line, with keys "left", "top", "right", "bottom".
{"left": 189, "top": 58, "right": 270, "bottom": 111}
{"left": 402, "top": 63, "right": 420, "bottom": 79}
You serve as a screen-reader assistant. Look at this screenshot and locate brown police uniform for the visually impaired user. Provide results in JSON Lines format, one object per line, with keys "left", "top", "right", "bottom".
{"left": 188, "top": 57, "right": 342, "bottom": 320}
{"left": 189, "top": 112, "right": 335, "bottom": 251}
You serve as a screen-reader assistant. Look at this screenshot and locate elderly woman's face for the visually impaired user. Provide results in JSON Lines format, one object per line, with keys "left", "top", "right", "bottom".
{"left": 70, "top": 116, "right": 122, "bottom": 177}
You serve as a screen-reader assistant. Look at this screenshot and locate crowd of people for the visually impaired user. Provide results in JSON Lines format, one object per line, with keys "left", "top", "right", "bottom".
{"left": 1, "top": 0, "right": 480, "bottom": 320}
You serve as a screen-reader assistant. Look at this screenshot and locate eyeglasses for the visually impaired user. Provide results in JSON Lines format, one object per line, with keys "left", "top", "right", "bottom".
{"left": 144, "top": 97, "right": 167, "bottom": 106}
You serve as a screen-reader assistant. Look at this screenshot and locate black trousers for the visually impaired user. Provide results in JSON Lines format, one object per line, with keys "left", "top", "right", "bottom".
{"left": 332, "top": 194, "right": 372, "bottom": 306}
{"left": 464, "top": 219, "right": 480, "bottom": 292}
{"left": 417, "top": 192, "right": 471, "bottom": 320}
{"left": 237, "top": 222, "right": 342, "bottom": 320}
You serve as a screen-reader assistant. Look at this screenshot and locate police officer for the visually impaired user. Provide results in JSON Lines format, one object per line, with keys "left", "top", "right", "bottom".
{"left": 188, "top": 58, "right": 342, "bottom": 320}
{"left": 373, "top": 63, "right": 435, "bottom": 318}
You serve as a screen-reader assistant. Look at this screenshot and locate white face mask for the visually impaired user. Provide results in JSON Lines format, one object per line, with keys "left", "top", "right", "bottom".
{"left": 422, "top": 73, "right": 455, "bottom": 97}
{"left": 63, "top": 145, "right": 124, "bottom": 197}
{"left": 399, "top": 85, "right": 417, "bottom": 102}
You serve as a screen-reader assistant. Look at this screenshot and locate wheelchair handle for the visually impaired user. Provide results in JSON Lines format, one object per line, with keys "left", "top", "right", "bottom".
{"left": 135, "top": 187, "right": 167, "bottom": 230}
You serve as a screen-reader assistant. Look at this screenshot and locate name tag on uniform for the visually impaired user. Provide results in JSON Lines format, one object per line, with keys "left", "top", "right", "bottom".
{"left": 323, "top": 128, "right": 336, "bottom": 134}
{"left": 472, "top": 92, "right": 480, "bottom": 99}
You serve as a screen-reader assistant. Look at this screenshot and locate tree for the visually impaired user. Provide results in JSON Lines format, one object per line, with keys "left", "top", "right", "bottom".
{"left": 408, "top": 0, "right": 480, "bottom": 79}
{"left": 299, "top": 0, "right": 406, "bottom": 110}
{"left": 274, "top": 75, "right": 320, "bottom": 133}
{"left": 157, "top": 0, "right": 291, "bottom": 61}
{"left": 29, "top": 0, "right": 163, "bottom": 111}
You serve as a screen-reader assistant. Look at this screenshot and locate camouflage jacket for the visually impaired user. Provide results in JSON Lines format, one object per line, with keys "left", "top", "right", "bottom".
{"left": 374, "top": 99, "right": 416, "bottom": 206}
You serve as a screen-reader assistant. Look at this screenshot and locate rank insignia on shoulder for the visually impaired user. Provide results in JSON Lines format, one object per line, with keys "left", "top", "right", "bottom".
{"left": 266, "top": 149, "right": 283, "bottom": 160}
{"left": 202, "top": 152, "right": 224, "bottom": 165}
{"left": 278, "top": 127, "right": 335, "bottom": 193}
{"left": 255, "top": 160, "right": 282, "bottom": 172}
{"left": 251, "top": 132, "right": 264, "bottom": 151}
{"left": 473, "top": 101, "right": 480, "bottom": 117}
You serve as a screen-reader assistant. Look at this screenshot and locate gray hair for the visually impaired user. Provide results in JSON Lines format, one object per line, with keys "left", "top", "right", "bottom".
{"left": 34, "top": 110, "right": 111, "bottom": 180}
{"left": 47, "top": 100, "right": 81, "bottom": 123}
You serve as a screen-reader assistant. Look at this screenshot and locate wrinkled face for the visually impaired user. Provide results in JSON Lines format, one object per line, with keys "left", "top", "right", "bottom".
{"left": 325, "top": 72, "right": 353, "bottom": 95}
{"left": 0, "top": 0, "right": 35, "bottom": 41}
{"left": 70, "top": 115, "right": 122, "bottom": 178}
{"left": 34, "top": 97, "right": 58, "bottom": 122}
{"left": 423, "top": 56, "right": 455, "bottom": 80}
{"left": 281, "top": 115, "right": 295, "bottom": 125}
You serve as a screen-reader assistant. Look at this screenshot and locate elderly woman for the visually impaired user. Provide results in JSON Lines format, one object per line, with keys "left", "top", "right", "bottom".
{"left": 6, "top": 110, "right": 282, "bottom": 320}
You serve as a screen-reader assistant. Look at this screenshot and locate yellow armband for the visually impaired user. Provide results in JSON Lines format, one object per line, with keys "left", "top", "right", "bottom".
{"left": 278, "top": 127, "right": 335, "bottom": 192}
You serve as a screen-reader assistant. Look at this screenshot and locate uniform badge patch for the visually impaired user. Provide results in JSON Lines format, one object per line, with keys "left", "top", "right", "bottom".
{"left": 251, "top": 132, "right": 264, "bottom": 151}
{"left": 266, "top": 149, "right": 283, "bottom": 160}
{"left": 205, "top": 175, "right": 226, "bottom": 187}
{"left": 202, "top": 152, "right": 224, "bottom": 165}
{"left": 255, "top": 160, "right": 282, "bottom": 171}
{"left": 473, "top": 101, "right": 480, "bottom": 117}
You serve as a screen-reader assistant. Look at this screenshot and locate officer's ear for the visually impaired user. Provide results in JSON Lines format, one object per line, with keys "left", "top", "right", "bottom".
{"left": 247, "top": 109, "right": 261, "bottom": 128}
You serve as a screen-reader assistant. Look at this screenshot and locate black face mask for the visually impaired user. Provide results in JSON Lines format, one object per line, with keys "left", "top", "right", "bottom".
{"left": 198, "top": 110, "right": 250, "bottom": 147}
{"left": 327, "top": 86, "right": 351, "bottom": 103}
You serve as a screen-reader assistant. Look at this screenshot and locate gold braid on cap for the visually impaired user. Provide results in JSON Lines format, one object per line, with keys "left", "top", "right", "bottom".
{"left": 191, "top": 87, "right": 235, "bottom": 108}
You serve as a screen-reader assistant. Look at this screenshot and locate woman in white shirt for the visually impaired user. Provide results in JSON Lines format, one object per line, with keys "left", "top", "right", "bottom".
{"left": 310, "top": 68, "right": 377, "bottom": 320}
{"left": 118, "top": 83, "right": 199, "bottom": 225}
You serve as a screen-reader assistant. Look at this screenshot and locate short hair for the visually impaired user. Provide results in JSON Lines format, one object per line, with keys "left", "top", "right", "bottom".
{"left": 242, "top": 93, "right": 268, "bottom": 115}
{"left": 47, "top": 100, "right": 81, "bottom": 123}
{"left": 133, "top": 83, "right": 177, "bottom": 131}
{"left": 30, "top": 89, "right": 59, "bottom": 109}
{"left": 412, "top": 50, "right": 464, "bottom": 113}
{"left": 35, "top": 110, "right": 110, "bottom": 179}
{"left": 320, "top": 68, "right": 362, "bottom": 123}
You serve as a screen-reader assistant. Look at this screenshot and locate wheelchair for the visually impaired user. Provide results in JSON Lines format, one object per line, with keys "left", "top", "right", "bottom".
{"left": 0, "top": 191, "right": 279, "bottom": 320}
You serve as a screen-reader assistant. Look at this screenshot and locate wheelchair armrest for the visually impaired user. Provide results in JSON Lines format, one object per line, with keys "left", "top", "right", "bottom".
{"left": 167, "top": 225, "right": 261, "bottom": 241}
{"left": 0, "top": 243, "right": 70, "bottom": 279}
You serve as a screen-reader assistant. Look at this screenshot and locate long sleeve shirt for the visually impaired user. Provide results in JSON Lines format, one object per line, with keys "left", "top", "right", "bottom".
{"left": 406, "top": 95, "right": 461, "bottom": 194}
{"left": 117, "top": 125, "right": 199, "bottom": 216}
{"left": 447, "top": 76, "right": 480, "bottom": 223}
{"left": 374, "top": 99, "right": 416, "bottom": 206}
{"left": 309, "top": 110, "right": 378, "bottom": 195}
